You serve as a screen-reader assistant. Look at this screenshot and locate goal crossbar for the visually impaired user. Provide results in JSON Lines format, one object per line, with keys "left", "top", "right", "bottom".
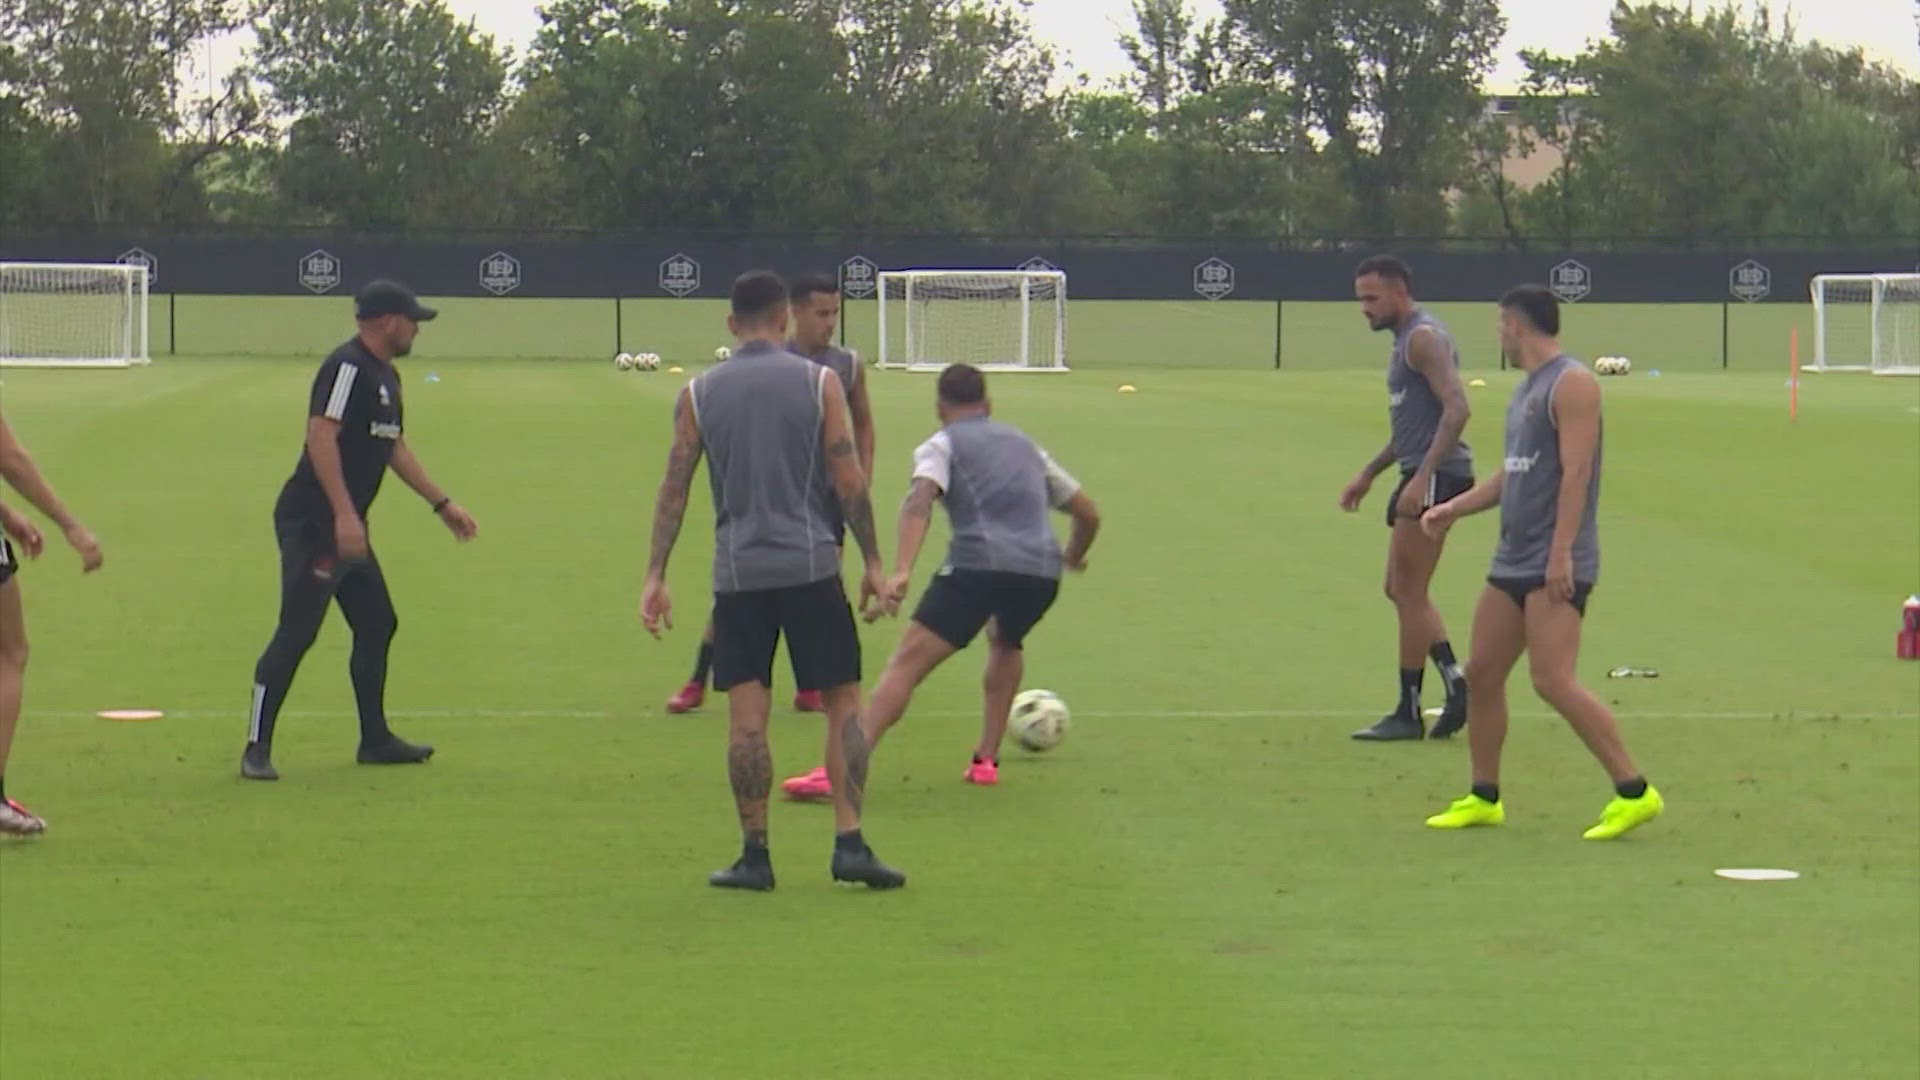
{"left": 877, "top": 269, "right": 1068, "bottom": 373}
{"left": 1809, "top": 272, "right": 1919, "bottom": 376}
{"left": 0, "top": 261, "right": 151, "bottom": 368}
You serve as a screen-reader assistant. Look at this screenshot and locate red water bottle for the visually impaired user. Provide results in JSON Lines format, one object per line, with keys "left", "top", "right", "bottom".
{"left": 1899, "top": 596, "right": 1920, "bottom": 659}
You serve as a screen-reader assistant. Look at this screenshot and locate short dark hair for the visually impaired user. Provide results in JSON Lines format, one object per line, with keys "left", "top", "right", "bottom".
{"left": 1354, "top": 254, "right": 1413, "bottom": 289}
{"left": 937, "top": 363, "right": 987, "bottom": 406}
{"left": 730, "top": 270, "right": 788, "bottom": 323}
{"left": 1499, "top": 284, "right": 1561, "bottom": 336}
{"left": 789, "top": 272, "right": 839, "bottom": 305}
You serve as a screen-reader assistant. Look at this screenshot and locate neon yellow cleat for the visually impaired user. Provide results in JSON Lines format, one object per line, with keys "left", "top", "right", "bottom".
{"left": 1425, "top": 793, "right": 1505, "bottom": 829}
{"left": 1582, "top": 786, "right": 1664, "bottom": 840}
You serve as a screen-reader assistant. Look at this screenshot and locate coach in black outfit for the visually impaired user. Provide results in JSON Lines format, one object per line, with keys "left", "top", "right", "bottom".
{"left": 242, "top": 279, "right": 478, "bottom": 781}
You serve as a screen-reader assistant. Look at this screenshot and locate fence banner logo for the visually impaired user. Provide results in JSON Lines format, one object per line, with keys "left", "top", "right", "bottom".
{"left": 1194, "top": 257, "right": 1235, "bottom": 300}
{"left": 1549, "top": 259, "right": 1591, "bottom": 303}
{"left": 480, "top": 251, "right": 522, "bottom": 296}
{"left": 117, "top": 247, "right": 157, "bottom": 287}
{"left": 299, "top": 249, "right": 342, "bottom": 294}
{"left": 1729, "top": 259, "right": 1771, "bottom": 303}
{"left": 659, "top": 253, "right": 700, "bottom": 297}
{"left": 840, "top": 256, "right": 878, "bottom": 299}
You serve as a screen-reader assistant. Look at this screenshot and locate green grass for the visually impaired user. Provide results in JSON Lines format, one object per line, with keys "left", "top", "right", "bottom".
{"left": 1, "top": 299, "right": 1917, "bottom": 1079}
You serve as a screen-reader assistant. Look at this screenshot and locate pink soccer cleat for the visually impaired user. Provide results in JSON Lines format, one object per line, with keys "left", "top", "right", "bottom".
{"left": 0, "top": 796, "right": 47, "bottom": 835}
{"left": 793, "top": 690, "right": 825, "bottom": 713}
{"left": 781, "top": 765, "right": 832, "bottom": 801}
{"left": 964, "top": 758, "right": 999, "bottom": 786}
{"left": 665, "top": 681, "right": 705, "bottom": 714}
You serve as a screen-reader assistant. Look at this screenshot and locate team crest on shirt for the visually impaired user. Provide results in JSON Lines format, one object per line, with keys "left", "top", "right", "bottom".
{"left": 378, "top": 385, "right": 391, "bottom": 406}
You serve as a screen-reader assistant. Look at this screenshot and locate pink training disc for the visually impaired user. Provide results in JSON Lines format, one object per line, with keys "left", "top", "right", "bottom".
{"left": 97, "top": 709, "right": 164, "bottom": 722}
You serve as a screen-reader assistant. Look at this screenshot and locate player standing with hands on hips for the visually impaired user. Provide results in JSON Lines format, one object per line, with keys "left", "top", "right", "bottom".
{"left": 1418, "top": 285, "right": 1662, "bottom": 839}
{"left": 1341, "top": 255, "right": 1474, "bottom": 741}
{"left": 0, "top": 408, "right": 104, "bottom": 835}
{"left": 241, "top": 280, "right": 478, "bottom": 781}
{"left": 640, "top": 270, "right": 905, "bottom": 892}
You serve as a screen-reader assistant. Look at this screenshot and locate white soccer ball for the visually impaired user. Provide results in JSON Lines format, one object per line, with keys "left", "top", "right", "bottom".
{"left": 714, "top": 346, "right": 732, "bottom": 362}
{"left": 636, "top": 352, "right": 658, "bottom": 371}
{"left": 614, "top": 352, "right": 634, "bottom": 371}
{"left": 1616, "top": 356, "right": 1632, "bottom": 375}
{"left": 1009, "top": 689, "right": 1071, "bottom": 752}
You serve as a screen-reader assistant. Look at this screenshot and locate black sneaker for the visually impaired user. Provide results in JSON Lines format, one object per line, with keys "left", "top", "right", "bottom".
{"left": 1352, "top": 712, "right": 1424, "bottom": 741}
{"left": 709, "top": 858, "right": 775, "bottom": 892}
{"left": 356, "top": 735, "right": 435, "bottom": 765}
{"left": 240, "top": 743, "right": 279, "bottom": 781}
{"left": 1429, "top": 693, "right": 1468, "bottom": 739}
{"left": 831, "top": 843, "right": 907, "bottom": 889}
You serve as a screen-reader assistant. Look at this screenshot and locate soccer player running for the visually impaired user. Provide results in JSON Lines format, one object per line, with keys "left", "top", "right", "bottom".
{"left": 0, "top": 409, "right": 104, "bottom": 834}
{"left": 640, "top": 270, "right": 903, "bottom": 891}
{"left": 782, "top": 363, "right": 1100, "bottom": 799}
{"left": 242, "top": 280, "right": 478, "bottom": 781}
{"left": 1341, "top": 255, "right": 1475, "bottom": 741}
{"left": 664, "top": 272, "right": 875, "bottom": 716}
{"left": 1419, "top": 285, "right": 1662, "bottom": 839}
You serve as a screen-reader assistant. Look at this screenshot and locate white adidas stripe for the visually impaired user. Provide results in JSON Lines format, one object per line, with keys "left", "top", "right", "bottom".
{"left": 247, "top": 682, "right": 266, "bottom": 742}
{"left": 324, "top": 363, "right": 358, "bottom": 420}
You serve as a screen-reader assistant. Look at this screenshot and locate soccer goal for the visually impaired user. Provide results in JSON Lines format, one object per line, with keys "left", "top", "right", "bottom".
{"left": 877, "top": 270, "right": 1067, "bottom": 372}
{"left": 0, "top": 262, "right": 151, "bottom": 368}
{"left": 1808, "top": 272, "right": 1919, "bottom": 375}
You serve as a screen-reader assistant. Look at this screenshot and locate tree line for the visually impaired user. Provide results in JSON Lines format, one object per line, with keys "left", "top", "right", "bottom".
{"left": 1, "top": 0, "right": 1916, "bottom": 240}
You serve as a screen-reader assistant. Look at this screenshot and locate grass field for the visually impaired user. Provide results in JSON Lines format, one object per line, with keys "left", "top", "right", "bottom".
{"left": 1, "top": 297, "right": 1917, "bottom": 1079}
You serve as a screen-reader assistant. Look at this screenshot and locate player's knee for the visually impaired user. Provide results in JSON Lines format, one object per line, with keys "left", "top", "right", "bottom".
{"left": 1464, "top": 657, "right": 1502, "bottom": 694}
{"left": 0, "top": 633, "right": 28, "bottom": 673}
{"left": 1529, "top": 668, "right": 1579, "bottom": 705}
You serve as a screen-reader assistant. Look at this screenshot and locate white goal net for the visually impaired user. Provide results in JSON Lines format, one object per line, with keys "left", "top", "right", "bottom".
{"left": 878, "top": 270, "right": 1067, "bottom": 372}
{"left": 0, "top": 262, "right": 151, "bottom": 368}
{"left": 1809, "top": 272, "right": 1919, "bottom": 375}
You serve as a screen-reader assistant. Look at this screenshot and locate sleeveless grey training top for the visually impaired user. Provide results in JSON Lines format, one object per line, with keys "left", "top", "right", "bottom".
{"left": 688, "top": 340, "right": 844, "bottom": 593}
{"left": 1490, "top": 354, "right": 1601, "bottom": 583}
{"left": 1388, "top": 309, "right": 1473, "bottom": 476}
{"left": 910, "top": 415, "right": 1080, "bottom": 580}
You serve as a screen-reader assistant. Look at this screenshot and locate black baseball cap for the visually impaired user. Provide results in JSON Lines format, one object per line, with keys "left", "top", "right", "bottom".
{"left": 354, "top": 279, "right": 437, "bottom": 321}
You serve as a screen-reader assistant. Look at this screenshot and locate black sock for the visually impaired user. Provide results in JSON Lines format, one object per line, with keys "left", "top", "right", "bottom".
{"left": 1398, "top": 668, "right": 1424, "bottom": 717}
{"left": 1471, "top": 782, "right": 1500, "bottom": 804}
{"left": 0, "top": 774, "right": 7, "bottom": 800}
{"left": 741, "top": 832, "right": 770, "bottom": 864}
{"left": 691, "top": 642, "right": 714, "bottom": 685}
{"left": 1615, "top": 777, "right": 1649, "bottom": 799}
{"left": 834, "top": 829, "right": 864, "bottom": 853}
{"left": 1430, "top": 641, "right": 1464, "bottom": 696}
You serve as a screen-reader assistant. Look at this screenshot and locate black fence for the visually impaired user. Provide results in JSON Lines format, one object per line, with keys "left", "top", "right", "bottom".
{"left": 2, "top": 234, "right": 1916, "bottom": 305}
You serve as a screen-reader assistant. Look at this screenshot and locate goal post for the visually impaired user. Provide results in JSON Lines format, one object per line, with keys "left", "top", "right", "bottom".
{"left": 0, "top": 261, "right": 151, "bottom": 368}
{"left": 877, "top": 270, "right": 1067, "bottom": 372}
{"left": 1809, "top": 272, "right": 1920, "bottom": 376}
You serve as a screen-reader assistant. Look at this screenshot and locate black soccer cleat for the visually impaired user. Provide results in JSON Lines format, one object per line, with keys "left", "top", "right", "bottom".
{"left": 1352, "top": 712, "right": 1424, "bottom": 741}
{"left": 356, "top": 735, "right": 435, "bottom": 765}
{"left": 709, "top": 858, "right": 775, "bottom": 892}
{"left": 240, "top": 743, "right": 280, "bottom": 781}
{"left": 831, "top": 843, "right": 907, "bottom": 890}
{"left": 1429, "top": 693, "right": 1469, "bottom": 739}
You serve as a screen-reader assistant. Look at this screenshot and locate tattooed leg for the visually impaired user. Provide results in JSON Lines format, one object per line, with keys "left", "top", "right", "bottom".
{"left": 822, "top": 682, "right": 867, "bottom": 833}
{"left": 726, "top": 681, "right": 773, "bottom": 843}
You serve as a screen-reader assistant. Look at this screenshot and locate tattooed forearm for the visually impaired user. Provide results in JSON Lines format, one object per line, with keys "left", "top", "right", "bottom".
{"left": 646, "top": 395, "right": 701, "bottom": 576}
{"left": 824, "top": 434, "right": 856, "bottom": 461}
{"left": 901, "top": 482, "right": 937, "bottom": 520}
{"left": 838, "top": 713, "right": 870, "bottom": 817}
{"left": 728, "top": 732, "right": 772, "bottom": 834}
{"left": 839, "top": 488, "right": 882, "bottom": 565}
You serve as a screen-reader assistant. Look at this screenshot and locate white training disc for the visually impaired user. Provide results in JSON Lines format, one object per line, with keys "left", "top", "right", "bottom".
{"left": 97, "top": 709, "right": 164, "bottom": 722}
{"left": 1714, "top": 868, "right": 1800, "bottom": 881}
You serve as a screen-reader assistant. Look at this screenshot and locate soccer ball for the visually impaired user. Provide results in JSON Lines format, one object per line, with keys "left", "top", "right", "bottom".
{"left": 1009, "top": 689, "right": 1070, "bottom": 752}
{"left": 1615, "top": 355, "right": 1632, "bottom": 375}
{"left": 714, "top": 346, "right": 732, "bottom": 362}
{"left": 636, "top": 352, "right": 660, "bottom": 371}
{"left": 614, "top": 352, "right": 634, "bottom": 371}
{"left": 1595, "top": 355, "right": 1632, "bottom": 376}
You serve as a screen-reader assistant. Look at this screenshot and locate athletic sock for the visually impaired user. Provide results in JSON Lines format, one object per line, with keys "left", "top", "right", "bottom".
{"left": 1471, "top": 782, "right": 1500, "bottom": 804}
{"left": 0, "top": 774, "right": 7, "bottom": 800}
{"left": 1398, "top": 668, "right": 1424, "bottom": 717}
{"left": 834, "top": 829, "right": 865, "bottom": 853}
{"left": 741, "top": 835, "right": 770, "bottom": 864}
{"left": 1430, "top": 641, "right": 1465, "bottom": 696}
{"left": 1615, "top": 777, "right": 1649, "bottom": 799}
{"left": 691, "top": 642, "right": 714, "bottom": 685}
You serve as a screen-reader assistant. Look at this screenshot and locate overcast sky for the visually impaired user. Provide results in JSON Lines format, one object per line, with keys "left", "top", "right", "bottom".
{"left": 431, "top": 0, "right": 1919, "bottom": 86}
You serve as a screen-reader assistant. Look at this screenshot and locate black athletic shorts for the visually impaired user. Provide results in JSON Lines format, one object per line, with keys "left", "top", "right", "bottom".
{"left": 1387, "top": 469, "right": 1475, "bottom": 526}
{"left": 913, "top": 568, "right": 1060, "bottom": 651}
{"left": 1488, "top": 575, "right": 1594, "bottom": 617}
{"left": 0, "top": 538, "right": 16, "bottom": 586}
{"left": 711, "top": 575, "right": 861, "bottom": 693}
